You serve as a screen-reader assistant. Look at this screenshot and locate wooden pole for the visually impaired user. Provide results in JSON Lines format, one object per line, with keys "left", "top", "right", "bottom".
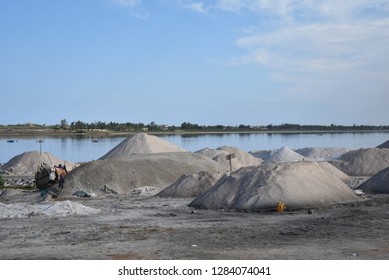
{"left": 226, "top": 153, "right": 235, "bottom": 173}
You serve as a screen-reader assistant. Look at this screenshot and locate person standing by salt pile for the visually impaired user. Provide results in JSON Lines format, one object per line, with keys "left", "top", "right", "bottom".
{"left": 55, "top": 164, "right": 68, "bottom": 195}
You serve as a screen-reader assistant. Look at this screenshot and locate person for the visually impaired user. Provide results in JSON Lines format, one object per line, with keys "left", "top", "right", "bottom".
{"left": 55, "top": 164, "right": 68, "bottom": 195}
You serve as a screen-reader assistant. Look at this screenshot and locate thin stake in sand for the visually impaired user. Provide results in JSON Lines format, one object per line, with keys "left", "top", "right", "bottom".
{"left": 226, "top": 153, "right": 235, "bottom": 173}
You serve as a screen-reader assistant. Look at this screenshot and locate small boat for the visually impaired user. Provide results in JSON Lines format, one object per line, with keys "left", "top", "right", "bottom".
{"left": 91, "top": 139, "right": 99, "bottom": 143}
{"left": 6, "top": 140, "right": 16, "bottom": 143}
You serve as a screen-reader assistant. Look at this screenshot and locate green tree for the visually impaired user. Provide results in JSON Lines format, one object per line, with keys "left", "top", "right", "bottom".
{"left": 70, "top": 120, "right": 87, "bottom": 130}
{"left": 60, "top": 119, "right": 68, "bottom": 129}
{"left": 181, "top": 122, "right": 201, "bottom": 130}
{"left": 147, "top": 121, "right": 158, "bottom": 131}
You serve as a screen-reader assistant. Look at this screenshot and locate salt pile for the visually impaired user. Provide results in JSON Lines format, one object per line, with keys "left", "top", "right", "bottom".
{"left": 0, "top": 200, "right": 99, "bottom": 219}
{"left": 100, "top": 133, "right": 186, "bottom": 159}
{"left": 42, "top": 200, "right": 99, "bottom": 216}
{"left": 189, "top": 161, "right": 359, "bottom": 210}
{"left": 249, "top": 150, "right": 272, "bottom": 161}
{"left": 251, "top": 146, "right": 306, "bottom": 163}
{"left": 157, "top": 171, "right": 223, "bottom": 198}
{"left": 295, "top": 147, "right": 350, "bottom": 161}
{"left": 357, "top": 167, "right": 389, "bottom": 194}
{"left": 195, "top": 146, "right": 262, "bottom": 172}
{"left": 64, "top": 152, "right": 226, "bottom": 196}
{"left": 317, "top": 161, "right": 351, "bottom": 183}
{"left": 330, "top": 148, "right": 389, "bottom": 176}
{"left": 195, "top": 148, "right": 225, "bottom": 159}
{"left": 215, "top": 146, "right": 262, "bottom": 170}
{"left": 376, "top": 139, "right": 389, "bottom": 149}
{"left": 2, "top": 151, "right": 75, "bottom": 174}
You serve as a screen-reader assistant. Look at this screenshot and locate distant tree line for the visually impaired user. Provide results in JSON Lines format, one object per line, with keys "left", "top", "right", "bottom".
{"left": 67, "top": 120, "right": 146, "bottom": 131}
{"left": 179, "top": 122, "right": 389, "bottom": 132}
{"left": 2, "top": 121, "right": 388, "bottom": 133}
{"left": 265, "top": 123, "right": 389, "bottom": 131}
{"left": 55, "top": 120, "right": 389, "bottom": 132}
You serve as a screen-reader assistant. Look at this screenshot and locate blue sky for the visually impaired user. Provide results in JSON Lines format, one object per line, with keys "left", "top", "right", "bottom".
{"left": 1, "top": 0, "right": 389, "bottom": 126}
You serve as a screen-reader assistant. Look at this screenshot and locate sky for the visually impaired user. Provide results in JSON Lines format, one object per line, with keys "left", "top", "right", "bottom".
{"left": 1, "top": 0, "right": 389, "bottom": 126}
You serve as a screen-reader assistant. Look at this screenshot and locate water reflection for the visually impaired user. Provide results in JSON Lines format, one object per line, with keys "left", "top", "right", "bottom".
{"left": 1, "top": 132, "right": 388, "bottom": 163}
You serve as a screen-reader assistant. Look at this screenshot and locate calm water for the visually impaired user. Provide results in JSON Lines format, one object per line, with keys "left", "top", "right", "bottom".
{"left": 1, "top": 132, "right": 388, "bottom": 164}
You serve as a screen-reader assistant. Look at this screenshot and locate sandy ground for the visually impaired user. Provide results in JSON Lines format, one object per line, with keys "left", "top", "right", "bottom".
{"left": 1, "top": 191, "right": 389, "bottom": 260}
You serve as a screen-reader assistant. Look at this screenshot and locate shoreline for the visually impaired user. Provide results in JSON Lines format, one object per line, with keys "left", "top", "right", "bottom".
{"left": 2, "top": 128, "right": 389, "bottom": 138}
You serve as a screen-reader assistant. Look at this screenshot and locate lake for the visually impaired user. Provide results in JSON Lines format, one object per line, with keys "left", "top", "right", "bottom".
{"left": 1, "top": 132, "right": 389, "bottom": 164}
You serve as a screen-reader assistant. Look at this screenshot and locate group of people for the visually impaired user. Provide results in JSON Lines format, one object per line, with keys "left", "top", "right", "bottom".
{"left": 36, "top": 163, "right": 68, "bottom": 197}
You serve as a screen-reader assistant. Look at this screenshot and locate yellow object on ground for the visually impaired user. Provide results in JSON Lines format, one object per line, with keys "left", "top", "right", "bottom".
{"left": 276, "top": 201, "right": 286, "bottom": 212}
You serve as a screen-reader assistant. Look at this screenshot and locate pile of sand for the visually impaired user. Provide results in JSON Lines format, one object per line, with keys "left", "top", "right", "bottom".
{"left": 251, "top": 146, "right": 306, "bottom": 163}
{"left": 64, "top": 152, "right": 226, "bottom": 196}
{"left": 317, "top": 161, "right": 351, "bottom": 183}
{"left": 0, "top": 200, "right": 99, "bottom": 219}
{"left": 376, "top": 140, "right": 389, "bottom": 149}
{"left": 249, "top": 150, "right": 272, "bottom": 161}
{"left": 1, "top": 151, "right": 75, "bottom": 174}
{"left": 295, "top": 147, "right": 350, "bottom": 161}
{"left": 157, "top": 171, "right": 223, "bottom": 198}
{"left": 357, "top": 167, "right": 389, "bottom": 194}
{"left": 189, "top": 161, "right": 359, "bottom": 210}
{"left": 195, "top": 146, "right": 262, "bottom": 172}
{"left": 330, "top": 148, "right": 389, "bottom": 176}
{"left": 215, "top": 146, "right": 262, "bottom": 170}
{"left": 100, "top": 133, "right": 186, "bottom": 159}
{"left": 194, "top": 148, "right": 224, "bottom": 159}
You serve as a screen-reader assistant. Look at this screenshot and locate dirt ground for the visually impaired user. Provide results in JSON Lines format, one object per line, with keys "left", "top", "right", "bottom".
{"left": 1, "top": 191, "right": 389, "bottom": 260}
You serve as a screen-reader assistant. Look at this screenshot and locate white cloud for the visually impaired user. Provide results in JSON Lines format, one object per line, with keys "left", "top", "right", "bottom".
{"left": 186, "top": 2, "right": 208, "bottom": 14}
{"left": 111, "top": 0, "right": 149, "bottom": 19}
{"left": 224, "top": 1, "right": 389, "bottom": 110}
{"left": 216, "top": 0, "right": 246, "bottom": 13}
{"left": 215, "top": 0, "right": 389, "bottom": 18}
{"left": 113, "top": 0, "right": 142, "bottom": 8}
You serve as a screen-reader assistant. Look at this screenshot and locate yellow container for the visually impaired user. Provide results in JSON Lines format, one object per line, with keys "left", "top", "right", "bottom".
{"left": 276, "top": 201, "right": 286, "bottom": 212}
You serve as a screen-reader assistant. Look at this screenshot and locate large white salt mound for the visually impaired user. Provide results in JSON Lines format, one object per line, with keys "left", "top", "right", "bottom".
{"left": 189, "top": 161, "right": 360, "bottom": 210}
{"left": 357, "top": 167, "right": 389, "bottom": 194}
{"left": 64, "top": 152, "right": 226, "bottom": 196}
{"left": 2, "top": 151, "right": 76, "bottom": 174}
{"left": 0, "top": 200, "right": 99, "bottom": 219}
{"left": 157, "top": 171, "right": 223, "bottom": 198}
{"left": 316, "top": 162, "right": 351, "bottom": 183}
{"left": 295, "top": 147, "right": 350, "bottom": 161}
{"left": 256, "top": 146, "right": 307, "bottom": 163}
{"left": 100, "top": 133, "right": 186, "bottom": 159}
{"left": 196, "top": 146, "right": 262, "bottom": 172}
{"left": 330, "top": 148, "right": 389, "bottom": 176}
